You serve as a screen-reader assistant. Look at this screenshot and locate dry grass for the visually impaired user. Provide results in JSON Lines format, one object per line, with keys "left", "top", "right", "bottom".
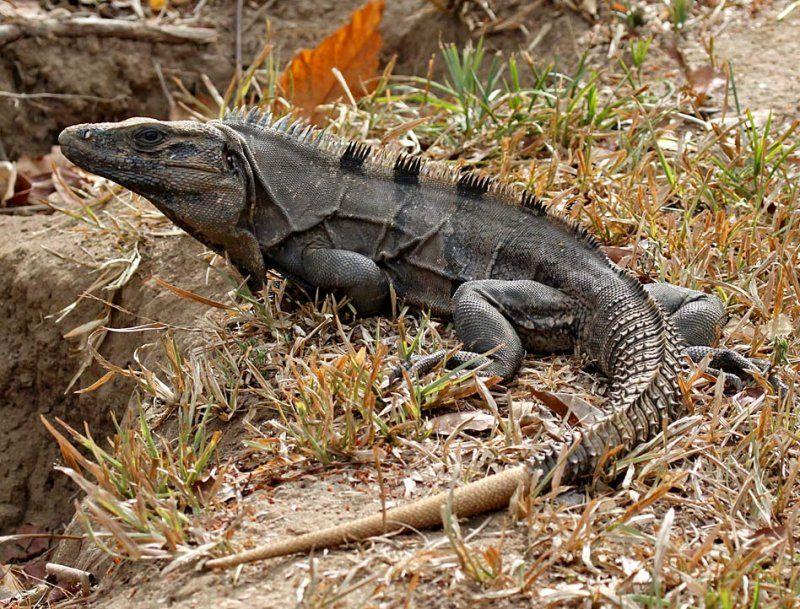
{"left": 12, "top": 7, "right": 799, "bottom": 607}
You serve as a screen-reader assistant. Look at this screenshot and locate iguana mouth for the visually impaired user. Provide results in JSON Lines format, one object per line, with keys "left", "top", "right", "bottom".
{"left": 160, "top": 160, "right": 223, "bottom": 174}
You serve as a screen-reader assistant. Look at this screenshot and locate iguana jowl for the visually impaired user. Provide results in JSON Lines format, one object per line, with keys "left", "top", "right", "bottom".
{"left": 59, "top": 109, "right": 764, "bottom": 569}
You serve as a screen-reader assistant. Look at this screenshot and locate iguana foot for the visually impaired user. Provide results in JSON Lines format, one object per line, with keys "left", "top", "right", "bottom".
{"left": 389, "top": 349, "right": 495, "bottom": 384}
{"left": 685, "top": 346, "right": 784, "bottom": 393}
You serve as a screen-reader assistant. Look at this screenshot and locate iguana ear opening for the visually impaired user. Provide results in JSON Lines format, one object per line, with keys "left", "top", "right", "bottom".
{"left": 213, "top": 124, "right": 258, "bottom": 229}
{"left": 211, "top": 121, "right": 290, "bottom": 248}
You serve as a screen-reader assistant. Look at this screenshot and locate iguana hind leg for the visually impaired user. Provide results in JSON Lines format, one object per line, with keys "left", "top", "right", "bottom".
{"left": 406, "top": 280, "right": 579, "bottom": 382}
{"left": 645, "top": 282, "right": 776, "bottom": 390}
{"left": 644, "top": 282, "right": 725, "bottom": 346}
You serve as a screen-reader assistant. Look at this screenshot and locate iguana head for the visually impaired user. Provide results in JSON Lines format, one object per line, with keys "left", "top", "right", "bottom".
{"left": 58, "top": 118, "right": 253, "bottom": 235}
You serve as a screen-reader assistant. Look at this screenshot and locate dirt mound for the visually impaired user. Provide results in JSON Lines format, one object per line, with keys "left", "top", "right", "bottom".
{"left": 0, "top": 212, "right": 228, "bottom": 534}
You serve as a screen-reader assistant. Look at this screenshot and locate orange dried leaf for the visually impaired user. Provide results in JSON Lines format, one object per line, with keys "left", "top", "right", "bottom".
{"left": 279, "top": 0, "right": 384, "bottom": 124}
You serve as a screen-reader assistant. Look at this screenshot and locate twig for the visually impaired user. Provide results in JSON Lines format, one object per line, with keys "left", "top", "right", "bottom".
{"left": 236, "top": 0, "right": 244, "bottom": 85}
{"left": 153, "top": 62, "right": 176, "bottom": 118}
{"left": 0, "top": 17, "right": 217, "bottom": 47}
{"left": 777, "top": 1, "right": 799, "bottom": 21}
{"left": 0, "top": 204, "right": 50, "bottom": 215}
{"left": 45, "top": 563, "right": 96, "bottom": 596}
{"left": 0, "top": 91, "right": 123, "bottom": 103}
{"left": 244, "top": 0, "right": 279, "bottom": 34}
{"left": 235, "top": 0, "right": 244, "bottom": 93}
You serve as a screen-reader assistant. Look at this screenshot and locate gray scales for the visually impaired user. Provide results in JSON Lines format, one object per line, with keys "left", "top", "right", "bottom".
{"left": 58, "top": 109, "right": 772, "bottom": 568}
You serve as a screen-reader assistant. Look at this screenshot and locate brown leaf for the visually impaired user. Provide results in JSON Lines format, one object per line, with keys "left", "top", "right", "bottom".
{"left": 0, "top": 161, "right": 16, "bottom": 204}
{"left": 279, "top": 0, "right": 384, "bottom": 124}
{"left": 602, "top": 245, "right": 637, "bottom": 266}
{"left": 430, "top": 410, "right": 495, "bottom": 435}
{"left": 3, "top": 149, "right": 80, "bottom": 208}
{"left": 6, "top": 171, "right": 32, "bottom": 207}
{"left": 0, "top": 524, "right": 51, "bottom": 565}
{"left": 664, "top": 40, "right": 725, "bottom": 103}
{"left": 531, "top": 390, "right": 602, "bottom": 426}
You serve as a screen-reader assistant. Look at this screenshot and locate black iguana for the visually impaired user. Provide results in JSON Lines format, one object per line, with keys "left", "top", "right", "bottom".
{"left": 58, "top": 109, "right": 769, "bottom": 569}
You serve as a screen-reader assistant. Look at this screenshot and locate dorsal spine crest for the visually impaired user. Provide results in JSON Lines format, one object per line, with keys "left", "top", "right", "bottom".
{"left": 393, "top": 153, "right": 422, "bottom": 182}
{"left": 457, "top": 170, "right": 494, "bottom": 196}
{"left": 340, "top": 141, "right": 372, "bottom": 170}
{"left": 220, "top": 106, "right": 606, "bottom": 255}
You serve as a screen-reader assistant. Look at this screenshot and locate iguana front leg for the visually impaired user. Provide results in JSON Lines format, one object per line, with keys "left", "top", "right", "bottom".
{"left": 298, "top": 248, "right": 390, "bottom": 316}
{"left": 226, "top": 228, "right": 267, "bottom": 292}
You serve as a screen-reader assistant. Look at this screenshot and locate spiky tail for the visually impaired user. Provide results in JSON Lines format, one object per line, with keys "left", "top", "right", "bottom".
{"left": 204, "top": 288, "right": 685, "bottom": 571}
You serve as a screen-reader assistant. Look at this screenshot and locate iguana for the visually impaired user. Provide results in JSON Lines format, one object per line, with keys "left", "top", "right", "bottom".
{"left": 58, "top": 109, "right": 769, "bottom": 570}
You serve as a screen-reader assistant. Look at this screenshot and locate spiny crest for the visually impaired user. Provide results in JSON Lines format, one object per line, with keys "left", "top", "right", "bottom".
{"left": 340, "top": 141, "right": 372, "bottom": 169}
{"left": 221, "top": 106, "right": 326, "bottom": 146}
{"left": 220, "top": 107, "right": 611, "bottom": 258}
{"left": 457, "top": 170, "right": 494, "bottom": 196}
{"left": 520, "top": 191, "right": 547, "bottom": 216}
{"left": 393, "top": 153, "right": 422, "bottom": 182}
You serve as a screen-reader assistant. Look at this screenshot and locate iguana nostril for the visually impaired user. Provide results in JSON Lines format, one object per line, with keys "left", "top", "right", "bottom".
{"left": 82, "top": 129, "right": 92, "bottom": 140}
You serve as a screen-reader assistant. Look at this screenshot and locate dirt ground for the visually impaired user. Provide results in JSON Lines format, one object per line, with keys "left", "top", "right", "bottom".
{"left": 0, "top": 0, "right": 799, "bottom": 607}
{"left": 0, "top": 213, "right": 229, "bottom": 534}
{"left": 1, "top": 0, "right": 462, "bottom": 158}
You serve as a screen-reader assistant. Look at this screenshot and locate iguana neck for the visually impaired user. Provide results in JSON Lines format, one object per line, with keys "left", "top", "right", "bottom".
{"left": 212, "top": 120, "right": 340, "bottom": 250}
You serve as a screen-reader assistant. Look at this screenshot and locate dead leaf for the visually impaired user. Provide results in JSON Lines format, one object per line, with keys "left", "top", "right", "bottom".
{"left": 686, "top": 64, "right": 726, "bottom": 100}
{"left": 430, "top": 410, "right": 495, "bottom": 435}
{"left": 602, "top": 245, "right": 638, "bottom": 268}
{"left": 531, "top": 389, "right": 602, "bottom": 426}
{"left": 0, "top": 524, "right": 53, "bottom": 574}
{"left": 664, "top": 40, "right": 726, "bottom": 103}
{"left": 279, "top": 0, "right": 384, "bottom": 124}
{"left": 401, "top": 477, "right": 417, "bottom": 498}
{"left": 3, "top": 148, "right": 80, "bottom": 209}
{"left": 6, "top": 171, "right": 31, "bottom": 207}
{"left": 748, "top": 525, "right": 786, "bottom": 540}
{"left": 765, "top": 313, "right": 793, "bottom": 340}
{"left": 150, "top": 0, "right": 166, "bottom": 11}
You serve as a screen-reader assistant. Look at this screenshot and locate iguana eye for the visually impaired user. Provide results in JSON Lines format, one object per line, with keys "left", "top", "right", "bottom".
{"left": 133, "top": 127, "right": 165, "bottom": 148}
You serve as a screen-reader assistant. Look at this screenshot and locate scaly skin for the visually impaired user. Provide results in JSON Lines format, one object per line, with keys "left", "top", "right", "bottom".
{"left": 57, "top": 109, "right": 767, "bottom": 569}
